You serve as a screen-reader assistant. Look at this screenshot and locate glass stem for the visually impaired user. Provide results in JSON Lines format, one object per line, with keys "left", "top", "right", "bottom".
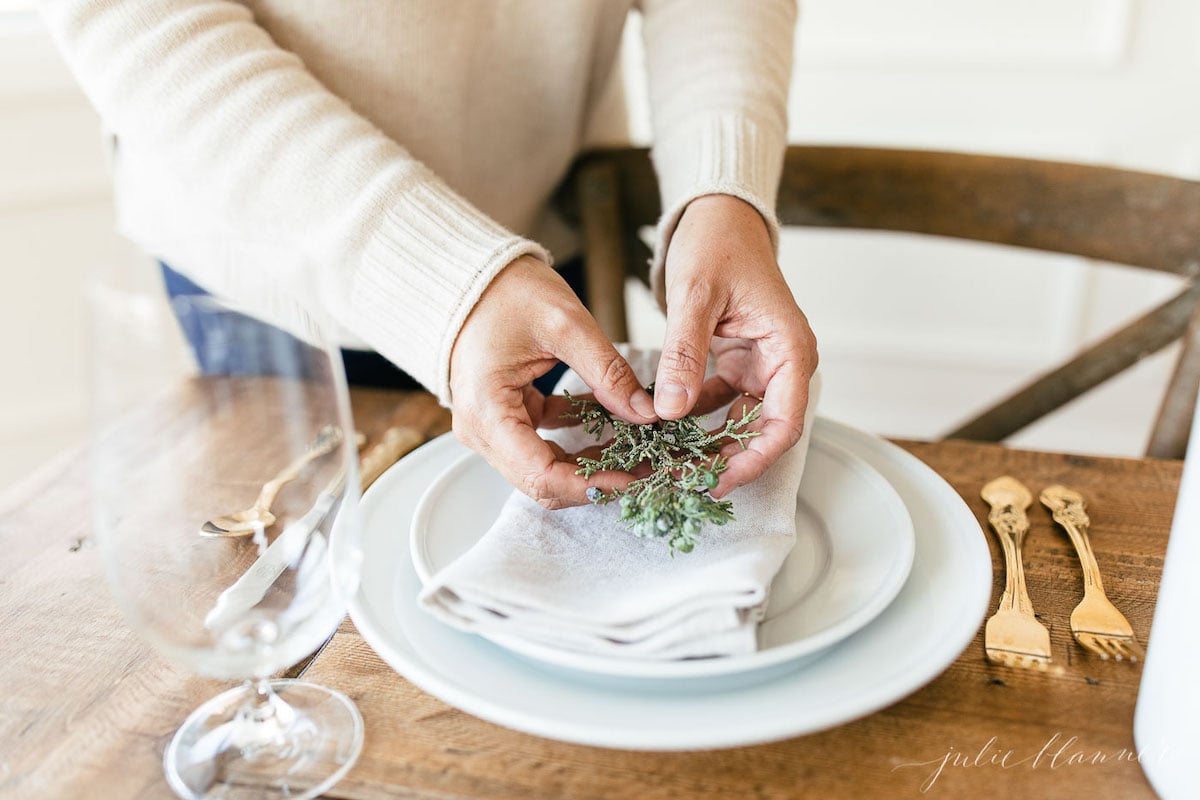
{"left": 232, "top": 679, "right": 300, "bottom": 754}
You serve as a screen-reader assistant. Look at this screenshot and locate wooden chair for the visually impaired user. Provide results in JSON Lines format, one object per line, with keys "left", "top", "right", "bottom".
{"left": 552, "top": 146, "right": 1200, "bottom": 458}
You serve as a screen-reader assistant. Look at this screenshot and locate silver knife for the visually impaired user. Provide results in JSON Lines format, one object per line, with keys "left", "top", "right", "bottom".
{"left": 204, "top": 426, "right": 424, "bottom": 632}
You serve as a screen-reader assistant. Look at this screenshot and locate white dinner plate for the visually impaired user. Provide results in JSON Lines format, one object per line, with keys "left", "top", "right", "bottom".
{"left": 409, "top": 435, "right": 915, "bottom": 684}
{"left": 337, "top": 418, "right": 992, "bottom": 750}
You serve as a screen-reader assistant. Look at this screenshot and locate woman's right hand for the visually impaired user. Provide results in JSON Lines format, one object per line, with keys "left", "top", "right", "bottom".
{"left": 448, "top": 255, "right": 657, "bottom": 509}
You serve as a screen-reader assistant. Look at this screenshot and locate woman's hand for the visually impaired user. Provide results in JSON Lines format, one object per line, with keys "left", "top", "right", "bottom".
{"left": 449, "top": 255, "right": 657, "bottom": 508}
{"left": 654, "top": 194, "right": 818, "bottom": 498}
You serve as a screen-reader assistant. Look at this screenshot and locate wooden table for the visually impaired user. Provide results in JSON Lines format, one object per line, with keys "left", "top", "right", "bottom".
{"left": 0, "top": 387, "right": 1180, "bottom": 799}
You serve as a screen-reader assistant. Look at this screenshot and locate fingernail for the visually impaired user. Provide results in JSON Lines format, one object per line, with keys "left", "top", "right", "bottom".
{"left": 631, "top": 391, "right": 656, "bottom": 419}
{"left": 655, "top": 383, "right": 689, "bottom": 417}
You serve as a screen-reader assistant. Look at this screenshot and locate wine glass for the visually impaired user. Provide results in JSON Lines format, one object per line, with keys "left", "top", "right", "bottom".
{"left": 89, "top": 258, "right": 364, "bottom": 799}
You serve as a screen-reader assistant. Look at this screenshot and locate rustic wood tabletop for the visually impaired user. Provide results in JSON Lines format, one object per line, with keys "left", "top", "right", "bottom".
{"left": 0, "top": 387, "right": 1179, "bottom": 799}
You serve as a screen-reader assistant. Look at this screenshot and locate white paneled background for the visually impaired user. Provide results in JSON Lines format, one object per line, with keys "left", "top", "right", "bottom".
{"left": 2, "top": 1, "right": 1199, "bottom": 492}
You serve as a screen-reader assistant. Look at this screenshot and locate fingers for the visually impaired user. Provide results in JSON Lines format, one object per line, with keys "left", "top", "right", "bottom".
{"left": 521, "top": 384, "right": 548, "bottom": 428}
{"left": 446, "top": 254, "right": 650, "bottom": 507}
{"left": 455, "top": 393, "right": 633, "bottom": 509}
{"left": 711, "top": 361, "right": 811, "bottom": 499}
{"left": 554, "top": 323, "right": 656, "bottom": 424}
{"left": 654, "top": 290, "right": 720, "bottom": 419}
{"left": 538, "top": 373, "right": 736, "bottom": 430}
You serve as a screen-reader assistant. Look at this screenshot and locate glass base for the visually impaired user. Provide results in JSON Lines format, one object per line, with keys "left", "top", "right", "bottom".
{"left": 164, "top": 679, "right": 363, "bottom": 800}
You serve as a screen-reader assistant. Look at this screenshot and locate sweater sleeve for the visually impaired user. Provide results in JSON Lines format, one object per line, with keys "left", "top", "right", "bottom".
{"left": 41, "top": 0, "right": 548, "bottom": 404}
{"left": 637, "top": 0, "right": 796, "bottom": 308}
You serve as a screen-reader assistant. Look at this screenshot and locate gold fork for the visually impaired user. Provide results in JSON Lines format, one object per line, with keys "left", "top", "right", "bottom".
{"left": 1039, "top": 485, "right": 1145, "bottom": 662}
{"left": 981, "top": 477, "right": 1054, "bottom": 671}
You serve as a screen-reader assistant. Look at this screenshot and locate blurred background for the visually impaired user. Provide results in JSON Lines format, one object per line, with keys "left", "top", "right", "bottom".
{"left": 3, "top": 0, "right": 1199, "bottom": 492}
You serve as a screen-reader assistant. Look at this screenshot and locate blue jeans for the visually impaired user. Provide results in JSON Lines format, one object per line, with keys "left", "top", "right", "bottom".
{"left": 160, "top": 259, "right": 585, "bottom": 394}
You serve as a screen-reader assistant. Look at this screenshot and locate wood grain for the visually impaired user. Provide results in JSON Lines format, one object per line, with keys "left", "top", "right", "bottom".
{"left": 0, "top": 387, "right": 1178, "bottom": 799}
{"left": 304, "top": 437, "right": 1177, "bottom": 800}
{"left": 576, "top": 159, "right": 631, "bottom": 343}
{"left": 0, "top": 387, "right": 447, "bottom": 800}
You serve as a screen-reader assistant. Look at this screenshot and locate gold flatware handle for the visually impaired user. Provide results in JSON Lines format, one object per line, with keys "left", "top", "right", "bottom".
{"left": 200, "top": 424, "right": 344, "bottom": 537}
{"left": 359, "top": 426, "right": 424, "bottom": 491}
{"left": 981, "top": 476, "right": 1036, "bottom": 617}
{"left": 204, "top": 425, "right": 425, "bottom": 629}
{"left": 252, "top": 424, "right": 344, "bottom": 510}
{"left": 1039, "top": 484, "right": 1106, "bottom": 596}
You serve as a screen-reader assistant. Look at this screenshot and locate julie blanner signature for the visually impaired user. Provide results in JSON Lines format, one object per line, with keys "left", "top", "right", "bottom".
{"left": 892, "top": 733, "right": 1170, "bottom": 793}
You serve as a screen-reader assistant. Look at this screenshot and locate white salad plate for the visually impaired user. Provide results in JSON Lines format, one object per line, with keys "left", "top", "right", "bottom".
{"left": 409, "top": 435, "right": 916, "bottom": 684}
{"left": 338, "top": 418, "right": 992, "bottom": 750}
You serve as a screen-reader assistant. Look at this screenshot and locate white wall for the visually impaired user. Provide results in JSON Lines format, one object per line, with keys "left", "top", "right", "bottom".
{"left": 0, "top": 12, "right": 152, "bottom": 491}
{"left": 2, "top": 1, "right": 1198, "bottom": 493}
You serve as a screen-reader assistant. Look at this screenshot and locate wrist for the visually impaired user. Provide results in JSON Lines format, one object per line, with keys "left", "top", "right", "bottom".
{"left": 679, "top": 194, "right": 771, "bottom": 238}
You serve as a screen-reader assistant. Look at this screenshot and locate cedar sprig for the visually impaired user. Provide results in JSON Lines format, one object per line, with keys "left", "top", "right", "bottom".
{"left": 565, "top": 387, "right": 761, "bottom": 554}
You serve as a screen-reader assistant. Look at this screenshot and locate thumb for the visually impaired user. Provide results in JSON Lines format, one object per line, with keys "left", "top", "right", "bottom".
{"left": 557, "top": 317, "right": 656, "bottom": 423}
{"left": 654, "top": 306, "right": 719, "bottom": 420}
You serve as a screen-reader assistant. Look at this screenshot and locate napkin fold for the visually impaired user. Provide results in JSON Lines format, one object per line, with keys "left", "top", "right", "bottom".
{"left": 418, "top": 348, "right": 820, "bottom": 660}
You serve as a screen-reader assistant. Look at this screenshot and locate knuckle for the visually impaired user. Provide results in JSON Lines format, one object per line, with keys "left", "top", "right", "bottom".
{"left": 804, "top": 325, "right": 819, "bottom": 355}
{"left": 769, "top": 407, "right": 806, "bottom": 447}
{"left": 525, "top": 468, "right": 566, "bottom": 510}
{"left": 661, "top": 340, "right": 707, "bottom": 379}
{"left": 671, "top": 276, "right": 719, "bottom": 314}
{"left": 784, "top": 419, "right": 806, "bottom": 445}
{"left": 540, "top": 303, "right": 579, "bottom": 341}
{"left": 598, "top": 353, "right": 635, "bottom": 391}
{"left": 723, "top": 454, "right": 761, "bottom": 492}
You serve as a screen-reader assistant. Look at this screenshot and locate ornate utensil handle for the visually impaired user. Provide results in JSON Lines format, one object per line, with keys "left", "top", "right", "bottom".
{"left": 1040, "top": 485, "right": 1106, "bottom": 596}
{"left": 982, "top": 476, "right": 1037, "bottom": 616}
{"left": 359, "top": 426, "right": 423, "bottom": 491}
{"left": 253, "top": 424, "right": 343, "bottom": 510}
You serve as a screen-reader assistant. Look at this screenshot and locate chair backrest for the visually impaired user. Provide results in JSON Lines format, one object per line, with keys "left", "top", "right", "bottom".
{"left": 553, "top": 146, "right": 1200, "bottom": 458}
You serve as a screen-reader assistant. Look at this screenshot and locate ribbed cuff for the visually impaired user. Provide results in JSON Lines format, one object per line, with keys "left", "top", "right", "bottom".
{"left": 649, "top": 113, "right": 786, "bottom": 308}
{"left": 352, "top": 172, "right": 550, "bottom": 405}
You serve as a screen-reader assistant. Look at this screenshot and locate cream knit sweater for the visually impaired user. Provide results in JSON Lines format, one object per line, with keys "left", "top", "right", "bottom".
{"left": 43, "top": 0, "right": 796, "bottom": 404}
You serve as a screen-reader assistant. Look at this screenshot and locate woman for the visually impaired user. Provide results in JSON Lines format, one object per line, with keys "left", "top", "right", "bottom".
{"left": 43, "top": 0, "right": 817, "bottom": 508}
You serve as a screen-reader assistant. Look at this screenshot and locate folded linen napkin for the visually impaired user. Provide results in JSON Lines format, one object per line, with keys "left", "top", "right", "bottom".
{"left": 418, "top": 348, "right": 820, "bottom": 660}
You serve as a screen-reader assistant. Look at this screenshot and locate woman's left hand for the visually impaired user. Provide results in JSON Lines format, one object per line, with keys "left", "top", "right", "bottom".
{"left": 653, "top": 194, "right": 819, "bottom": 498}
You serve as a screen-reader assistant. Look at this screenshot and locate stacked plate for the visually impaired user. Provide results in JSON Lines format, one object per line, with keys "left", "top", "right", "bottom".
{"left": 334, "top": 417, "right": 992, "bottom": 750}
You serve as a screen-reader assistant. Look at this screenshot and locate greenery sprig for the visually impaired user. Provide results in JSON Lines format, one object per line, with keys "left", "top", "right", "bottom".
{"left": 565, "top": 388, "right": 761, "bottom": 554}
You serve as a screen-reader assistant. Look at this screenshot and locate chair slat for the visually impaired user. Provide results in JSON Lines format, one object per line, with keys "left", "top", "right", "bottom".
{"left": 575, "top": 146, "right": 1200, "bottom": 274}
{"left": 576, "top": 160, "right": 630, "bottom": 342}
{"left": 947, "top": 283, "right": 1200, "bottom": 442}
{"left": 776, "top": 147, "right": 1200, "bottom": 275}
{"left": 1147, "top": 302, "right": 1200, "bottom": 459}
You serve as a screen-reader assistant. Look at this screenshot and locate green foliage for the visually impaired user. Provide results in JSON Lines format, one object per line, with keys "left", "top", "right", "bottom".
{"left": 566, "top": 388, "right": 761, "bottom": 554}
